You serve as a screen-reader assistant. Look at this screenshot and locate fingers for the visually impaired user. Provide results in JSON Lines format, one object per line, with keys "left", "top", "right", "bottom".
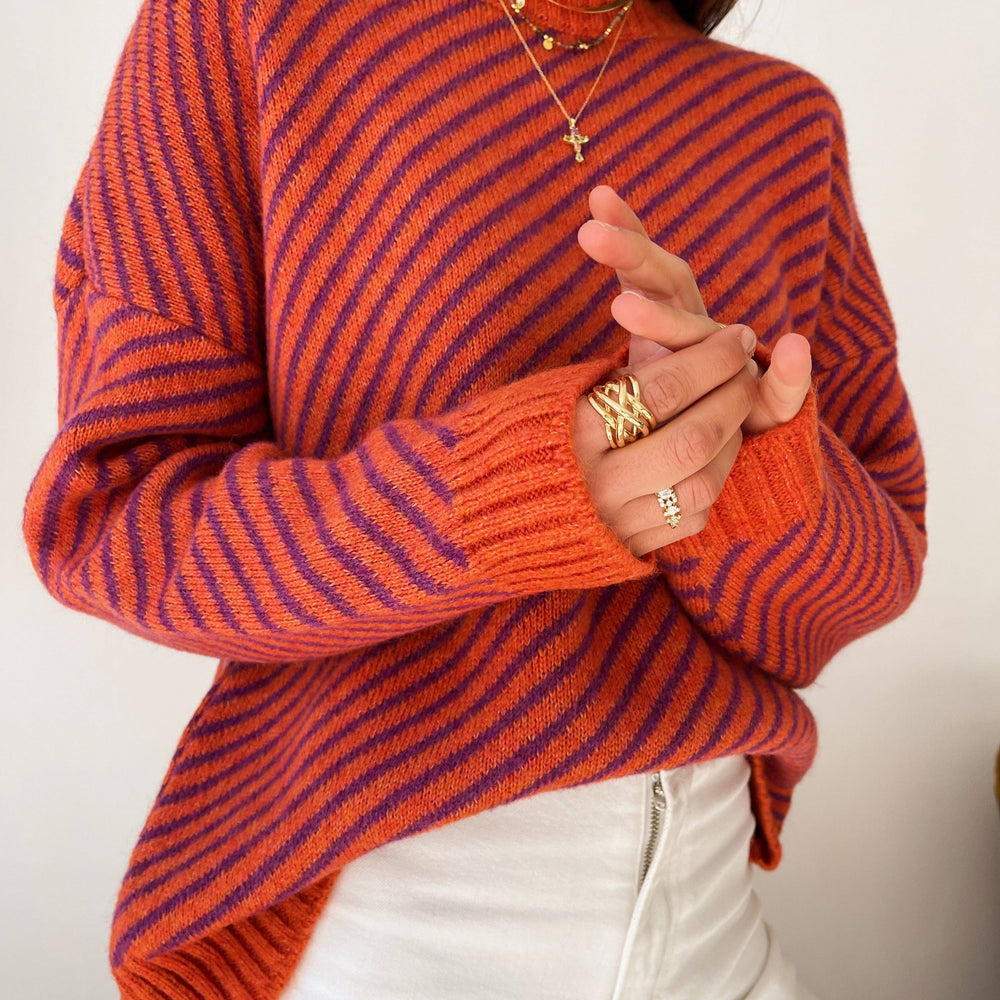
{"left": 587, "top": 360, "right": 757, "bottom": 510}
{"left": 579, "top": 324, "right": 754, "bottom": 477}
{"left": 743, "top": 332, "right": 813, "bottom": 435}
{"left": 587, "top": 184, "right": 650, "bottom": 238}
{"left": 612, "top": 322, "right": 756, "bottom": 424}
{"left": 612, "top": 289, "right": 727, "bottom": 353}
{"left": 610, "top": 429, "right": 743, "bottom": 556}
{"left": 578, "top": 217, "right": 707, "bottom": 315}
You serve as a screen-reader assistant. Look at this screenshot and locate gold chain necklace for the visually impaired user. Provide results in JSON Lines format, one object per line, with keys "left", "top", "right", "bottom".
{"left": 509, "top": 0, "right": 632, "bottom": 51}
{"left": 542, "top": 0, "right": 631, "bottom": 11}
{"left": 496, "top": 0, "right": 634, "bottom": 163}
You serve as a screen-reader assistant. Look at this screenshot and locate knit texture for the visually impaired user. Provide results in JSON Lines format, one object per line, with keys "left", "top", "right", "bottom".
{"left": 22, "top": 0, "right": 928, "bottom": 996}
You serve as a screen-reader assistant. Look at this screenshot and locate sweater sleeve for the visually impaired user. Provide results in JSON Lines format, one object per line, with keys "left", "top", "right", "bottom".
{"left": 21, "top": 0, "right": 657, "bottom": 665}
{"left": 651, "top": 90, "right": 928, "bottom": 688}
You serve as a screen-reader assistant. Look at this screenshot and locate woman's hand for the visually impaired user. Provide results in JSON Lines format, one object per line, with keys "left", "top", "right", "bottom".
{"left": 577, "top": 184, "right": 813, "bottom": 436}
{"left": 572, "top": 323, "right": 758, "bottom": 557}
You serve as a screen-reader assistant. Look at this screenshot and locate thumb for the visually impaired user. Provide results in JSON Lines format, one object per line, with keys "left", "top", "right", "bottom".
{"left": 743, "top": 333, "right": 813, "bottom": 435}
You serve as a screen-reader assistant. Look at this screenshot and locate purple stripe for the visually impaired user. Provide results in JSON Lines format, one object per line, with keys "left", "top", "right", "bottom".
{"left": 93, "top": 49, "right": 130, "bottom": 299}
{"left": 351, "top": 437, "right": 467, "bottom": 587}
{"left": 261, "top": 2, "right": 473, "bottom": 306}
{"left": 769, "top": 501, "right": 844, "bottom": 686}
{"left": 218, "top": 458, "right": 349, "bottom": 641}
{"left": 95, "top": 323, "right": 224, "bottom": 378}
{"left": 132, "top": 7, "right": 200, "bottom": 324}
{"left": 731, "top": 664, "right": 771, "bottom": 754}
{"left": 713, "top": 213, "right": 827, "bottom": 332}
{"left": 511, "top": 581, "right": 686, "bottom": 788}
{"left": 819, "top": 345, "right": 887, "bottom": 428}
{"left": 98, "top": 354, "right": 253, "bottom": 396}
{"left": 70, "top": 294, "right": 116, "bottom": 410}
{"left": 704, "top": 515, "right": 814, "bottom": 680}
{"left": 881, "top": 447, "right": 924, "bottom": 488}
{"left": 191, "top": 0, "right": 260, "bottom": 306}
{"left": 334, "top": 50, "right": 749, "bottom": 445}
{"left": 113, "top": 14, "right": 162, "bottom": 314}
{"left": 796, "top": 430, "right": 901, "bottom": 667}
{"left": 162, "top": 1, "right": 245, "bottom": 355}
{"left": 647, "top": 107, "right": 832, "bottom": 258}
{"left": 840, "top": 268, "right": 895, "bottom": 339}
{"left": 871, "top": 427, "right": 922, "bottom": 466}
{"left": 785, "top": 481, "right": 859, "bottom": 686}
{"left": 64, "top": 377, "right": 263, "bottom": 432}
{"left": 217, "top": 0, "right": 259, "bottom": 247}
{"left": 143, "top": 671, "right": 327, "bottom": 827}
{"left": 133, "top": 6, "right": 222, "bottom": 346}
{"left": 370, "top": 424, "right": 466, "bottom": 568}
{"left": 693, "top": 665, "right": 757, "bottom": 759}
{"left": 61, "top": 280, "right": 89, "bottom": 416}
{"left": 58, "top": 234, "right": 85, "bottom": 275}
{"left": 276, "top": 27, "right": 661, "bottom": 451}
{"left": 118, "top": 615, "right": 488, "bottom": 900}
{"left": 130, "top": 607, "right": 485, "bottom": 865}
{"left": 268, "top": 445, "right": 425, "bottom": 625}
{"left": 268, "top": 37, "right": 719, "bottom": 446}
{"left": 382, "top": 422, "right": 453, "bottom": 505}
{"left": 122, "top": 451, "right": 152, "bottom": 622}
{"left": 823, "top": 427, "right": 898, "bottom": 576}
{"left": 325, "top": 448, "right": 437, "bottom": 611}
{"left": 115, "top": 593, "right": 578, "bottom": 958}
{"left": 98, "top": 467, "right": 122, "bottom": 616}
{"left": 830, "top": 350, "right": 894, "bottom": 438}
{"left": 256, "top": 0, "right": 373, "bottom": 174}
{"left": 177, "top": 667, "right": 318, "bottom": 761}
{"left": 221, "top": 455, "right": 362, "bottom": 628}
{"left": 748, "top": 673, "right": 792, "bottom": 757}
{"left": 851, "top": 360, "right": 901, "bottom": 449}
{"left": 203, "top": 502, "right": 287, "bottom": 633}
{"left": 148, "top": 447, "right": 243, "bottom": 629}
{"left": 422, "top": 76, "right": 827, "bottom": 422}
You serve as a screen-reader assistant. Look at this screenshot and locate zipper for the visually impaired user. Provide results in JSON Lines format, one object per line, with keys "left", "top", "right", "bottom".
{"left": 637, "top": 770, "right": 667, "bottom": 890}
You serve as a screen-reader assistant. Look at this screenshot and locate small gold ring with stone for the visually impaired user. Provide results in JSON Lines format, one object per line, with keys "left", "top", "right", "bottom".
{"left": 655, "top": 486, "right": 682, "bottom": 528}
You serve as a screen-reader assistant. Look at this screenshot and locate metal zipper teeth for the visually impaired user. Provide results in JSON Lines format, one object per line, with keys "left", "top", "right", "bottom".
{"left": 638, "top": 771, "right": 666, "bottom": 889}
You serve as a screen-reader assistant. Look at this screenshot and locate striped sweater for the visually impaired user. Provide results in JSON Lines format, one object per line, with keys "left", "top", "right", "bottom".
{"left": 22, "top": 0, "right": 928, "bottom": 995}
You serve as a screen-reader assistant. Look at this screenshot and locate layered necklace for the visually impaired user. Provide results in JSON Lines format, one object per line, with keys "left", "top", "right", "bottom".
{"left": 495, "top": 0, "right": 636, "bottom": 163}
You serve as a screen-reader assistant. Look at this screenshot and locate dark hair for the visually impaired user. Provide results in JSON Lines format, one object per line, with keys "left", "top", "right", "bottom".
{"left": 665, "top": 0, "right": 742, "bottom": 35}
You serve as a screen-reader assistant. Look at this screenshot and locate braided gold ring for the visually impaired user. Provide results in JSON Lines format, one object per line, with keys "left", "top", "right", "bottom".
{"left": 586, "top": 372, "right": 657, "bottom": 449}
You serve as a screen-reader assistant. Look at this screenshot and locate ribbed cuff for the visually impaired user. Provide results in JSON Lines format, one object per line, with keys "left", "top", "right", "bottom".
{"left": 447, "top": 356, "right": 659, "bottom": 595}
{"left": 671, "top": 381, "right": 826, "bottom": 554}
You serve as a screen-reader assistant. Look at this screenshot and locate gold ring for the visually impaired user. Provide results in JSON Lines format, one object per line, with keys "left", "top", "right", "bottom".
{"left": 655, "top": 486, "right": 681, "bottom": 528}
{"left": 586, "top": 372, "right": 657, "bottom": 449}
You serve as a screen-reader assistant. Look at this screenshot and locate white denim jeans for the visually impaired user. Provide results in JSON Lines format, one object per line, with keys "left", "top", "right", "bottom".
{"left": 282, "top": 753, "right": 820, "bottom": 1000}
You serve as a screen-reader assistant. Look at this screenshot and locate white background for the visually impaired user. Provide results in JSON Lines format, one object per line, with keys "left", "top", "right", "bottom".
{"left": 3, "top": 0, "right": 998, "bottom": 997}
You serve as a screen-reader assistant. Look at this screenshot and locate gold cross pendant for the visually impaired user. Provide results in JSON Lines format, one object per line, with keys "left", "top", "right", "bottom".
{"left": 563, "top": 118, "right": 590, "bottom": 163}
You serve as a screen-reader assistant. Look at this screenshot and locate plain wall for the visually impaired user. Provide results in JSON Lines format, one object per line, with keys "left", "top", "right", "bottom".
{"left": 3, "top": 1, "right": 997, "bottom": 997}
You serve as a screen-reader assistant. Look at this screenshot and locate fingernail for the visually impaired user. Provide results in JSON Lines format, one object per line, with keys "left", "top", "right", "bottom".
{"left": 621, "top": 289, "right": 650, "bottom": 302}
{"left": 595, "top": 219, "right": 621, "bottom": 231}
{"left": 739, "top": 326, "right": 756, "bottom": 354}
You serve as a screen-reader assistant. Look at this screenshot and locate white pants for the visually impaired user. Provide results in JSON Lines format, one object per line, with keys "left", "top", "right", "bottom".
{"left": 282, "top": 754, "right": 820, "bottom": 1000}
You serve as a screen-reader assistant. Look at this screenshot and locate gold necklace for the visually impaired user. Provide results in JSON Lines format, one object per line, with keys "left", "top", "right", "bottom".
{"left": 497, "top": 0, "right": 634, "bottom": 163}
{"left": 509, "top": 0, "right": 631, "bottom": 51}
{"left": 541, "top": 0, "right": 632, "bottom": 13}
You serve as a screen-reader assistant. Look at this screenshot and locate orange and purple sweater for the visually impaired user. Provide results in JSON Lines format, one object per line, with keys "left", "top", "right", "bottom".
{"left": 21, "top": 0, "right": 927, "bottom": 995}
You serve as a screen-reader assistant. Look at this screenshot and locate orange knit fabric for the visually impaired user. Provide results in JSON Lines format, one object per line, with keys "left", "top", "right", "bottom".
{"left": 22, "top": 0, "right": 927, "bottom": 996}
